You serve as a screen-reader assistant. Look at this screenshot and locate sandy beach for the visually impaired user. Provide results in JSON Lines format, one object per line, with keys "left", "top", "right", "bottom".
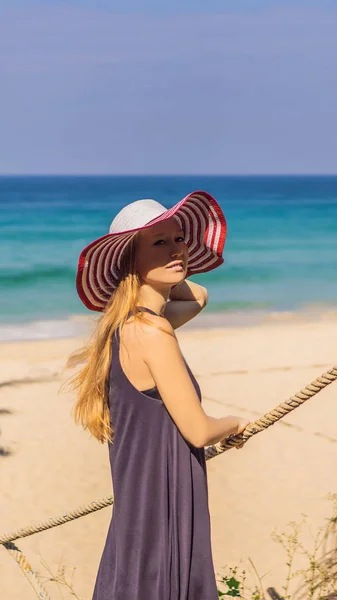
{"left": 1, "top": 313, "right": 336, "bottom": 599}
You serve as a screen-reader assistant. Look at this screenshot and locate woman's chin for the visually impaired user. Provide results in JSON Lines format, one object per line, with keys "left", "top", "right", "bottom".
{"left": 167, "top": 271, "right": 186, "bottom": 284}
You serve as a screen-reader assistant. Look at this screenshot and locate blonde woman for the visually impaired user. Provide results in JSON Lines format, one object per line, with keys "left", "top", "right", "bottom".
{"left": 69, "top": 191, "right": 249, "bottom": 599}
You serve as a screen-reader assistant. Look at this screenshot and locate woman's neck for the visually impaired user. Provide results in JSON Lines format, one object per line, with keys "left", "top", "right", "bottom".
{"left": 137, "top": 284, "right": 170, "bottom": 316}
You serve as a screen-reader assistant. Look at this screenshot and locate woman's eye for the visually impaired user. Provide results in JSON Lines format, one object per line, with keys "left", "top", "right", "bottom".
{"left": 153, "top": 236, "right": 185, "bottom": 246}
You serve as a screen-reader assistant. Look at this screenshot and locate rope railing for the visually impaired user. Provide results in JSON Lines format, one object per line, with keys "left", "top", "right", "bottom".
{"left": 205, "top": 365, "right": 337, "bottom": 457}
{"left": 1, "top": 364, "right": 337, "bottom": 598}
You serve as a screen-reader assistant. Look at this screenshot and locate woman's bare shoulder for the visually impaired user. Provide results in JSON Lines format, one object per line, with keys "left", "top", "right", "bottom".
{"left": 121, "top": 314, "right": 176, "bottom": 353}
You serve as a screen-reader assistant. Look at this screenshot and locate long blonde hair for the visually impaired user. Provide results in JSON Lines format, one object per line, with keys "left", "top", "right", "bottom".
{"left": 65, "top": 233, "right": 151, "bottom": 444}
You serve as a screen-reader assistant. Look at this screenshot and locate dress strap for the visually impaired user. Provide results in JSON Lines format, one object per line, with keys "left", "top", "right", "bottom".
{"left": 127, "top": 306, "right": 165, "bottom": 319}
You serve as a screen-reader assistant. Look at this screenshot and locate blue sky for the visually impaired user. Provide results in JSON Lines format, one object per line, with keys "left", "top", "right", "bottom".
{"left": 0, "top": 1, "right": 336, "bottom": 174}
{"left": 4, "top": 0, "right": 337, "bottom": 13}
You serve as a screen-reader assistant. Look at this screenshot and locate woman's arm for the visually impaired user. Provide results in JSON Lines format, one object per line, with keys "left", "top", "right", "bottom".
{"left": 164, "top": 279, "right": 208, "bottom": 329}
{"left": 141, "top": 317, "right": 246, "bottom": 448}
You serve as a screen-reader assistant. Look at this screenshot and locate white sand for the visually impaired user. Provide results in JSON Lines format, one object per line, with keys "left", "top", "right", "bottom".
{"left": 0, "top": 315, "right": 336, "bottom": 599}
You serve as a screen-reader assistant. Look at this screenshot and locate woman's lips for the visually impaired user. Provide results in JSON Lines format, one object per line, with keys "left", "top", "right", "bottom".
{"left": 166, "top": 265, "right": 184, "bottom": 272}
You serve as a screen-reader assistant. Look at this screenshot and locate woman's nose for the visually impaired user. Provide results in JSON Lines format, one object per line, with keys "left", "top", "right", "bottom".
{"left": 171, "top": 246, "right": 183, "bottom": 258}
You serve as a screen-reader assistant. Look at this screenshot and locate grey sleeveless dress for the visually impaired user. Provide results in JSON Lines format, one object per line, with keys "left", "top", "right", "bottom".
{"left": 92, "top": 307, "right": 218, "bottom": 599}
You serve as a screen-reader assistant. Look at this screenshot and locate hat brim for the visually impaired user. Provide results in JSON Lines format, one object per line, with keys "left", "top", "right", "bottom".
{"left": 76, "top": 190, "right": 226, "bottom": 312}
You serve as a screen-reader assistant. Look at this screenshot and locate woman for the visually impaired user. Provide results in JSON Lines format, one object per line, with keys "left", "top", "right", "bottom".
{"left": 68, "top": 190, "right": 249, "bottom": 599}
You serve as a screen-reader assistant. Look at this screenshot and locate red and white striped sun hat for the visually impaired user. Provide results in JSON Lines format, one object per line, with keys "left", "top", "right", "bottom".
{"left": 76, "top": 190, "right": 227, "bottom": 312}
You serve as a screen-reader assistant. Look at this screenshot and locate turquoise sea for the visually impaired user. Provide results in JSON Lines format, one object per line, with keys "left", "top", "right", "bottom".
{"left": 1, "top": 175, "right": 337, "bottom": 341}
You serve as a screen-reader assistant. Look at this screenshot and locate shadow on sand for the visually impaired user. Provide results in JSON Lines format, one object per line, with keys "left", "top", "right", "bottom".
{"left": 0, "top": 408, "right": 13, "bottom": 457}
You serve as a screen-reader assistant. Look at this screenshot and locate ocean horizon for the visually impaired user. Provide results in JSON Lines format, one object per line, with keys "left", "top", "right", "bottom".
{"left": 1, "top": 174, "right": 337, "bottom": 341}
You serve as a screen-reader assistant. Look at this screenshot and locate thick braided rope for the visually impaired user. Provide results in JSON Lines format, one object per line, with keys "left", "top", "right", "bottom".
{"left": 205, "top": 365, "right": 337, "bottom": 458}
{"left": 0, "top": 497, "right": 114, "bottom": 545}
{"left": 3, "top": 541, "right": 51, "bottom": 599}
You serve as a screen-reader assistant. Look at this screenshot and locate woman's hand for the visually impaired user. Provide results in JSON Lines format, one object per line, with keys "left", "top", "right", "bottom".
{"left": 220, "top": 417, "right": 250, "bottom": 450}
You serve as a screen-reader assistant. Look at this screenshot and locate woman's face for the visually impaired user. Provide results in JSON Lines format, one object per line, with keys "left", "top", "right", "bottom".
{"left": 135, "top": 217, "right": 189, "bottom": 287}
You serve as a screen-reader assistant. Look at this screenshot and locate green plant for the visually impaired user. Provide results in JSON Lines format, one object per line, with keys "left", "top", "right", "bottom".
{"left": 217, "top": 564, "right": 266, "bottom": 599}
{"left": 271, "top": 493, "right": 337, "bottom": 600}
{"left": 217, "top": 566, "right": 244, "bottom": 597}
